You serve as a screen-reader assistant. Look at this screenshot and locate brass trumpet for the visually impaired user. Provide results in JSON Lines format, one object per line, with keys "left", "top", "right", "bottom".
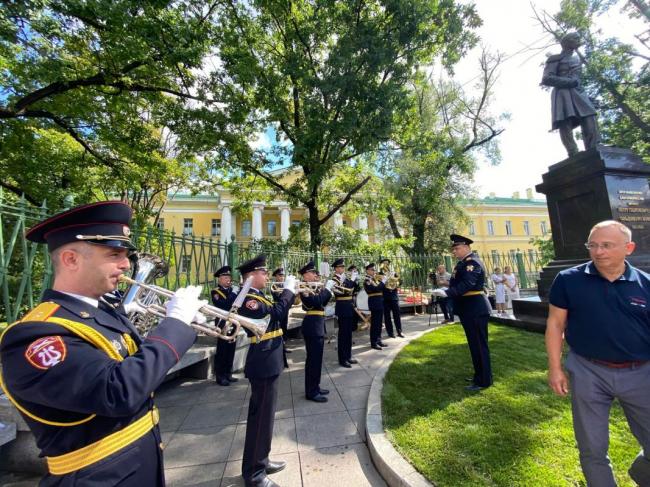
{"left": 119, "top": 276, "right": 269, "bottom": 341}
{"left": 270, "top": 281, "right": 324, "bottom": 295}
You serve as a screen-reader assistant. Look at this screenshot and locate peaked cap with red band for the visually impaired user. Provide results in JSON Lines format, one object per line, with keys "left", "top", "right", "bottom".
{"left": 25, "top": 201, "right": 137, "bottom": 252}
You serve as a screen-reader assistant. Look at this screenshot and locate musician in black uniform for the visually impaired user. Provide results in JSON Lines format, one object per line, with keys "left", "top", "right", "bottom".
{"left": 270, "top": 267, "right": 290, "bottom": 368}
{"left": 380, "top": 258, "right": 404, "bottom": 338}
{"left": 0, "top": 201, "right": 206, "bottom": 486}
{"left": 364, "top": 263, "right": 388, "bottom": 350}
{"left": 433, "top": 234, "right": 492, "bottom": 390}
{"left": 237, "top": 255, "right": 296, "bottom": 487}
{"left": 211, "top": 265, "right": 239, "bottom": 386}
{"left": 298, "top": 261, "right": 335, "bottom": 401}
{"left": 332, "top": 258, "right": 359, "bottom": 367}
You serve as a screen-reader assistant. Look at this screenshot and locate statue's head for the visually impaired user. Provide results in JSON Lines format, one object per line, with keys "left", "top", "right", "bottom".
{"left": 560, "top": 32, "right": 581, "bottom": 50}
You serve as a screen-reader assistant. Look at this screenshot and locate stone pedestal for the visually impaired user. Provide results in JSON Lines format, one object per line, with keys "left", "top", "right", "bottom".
{"left": 512, "top": 146, "right": 650, "bottom": 325}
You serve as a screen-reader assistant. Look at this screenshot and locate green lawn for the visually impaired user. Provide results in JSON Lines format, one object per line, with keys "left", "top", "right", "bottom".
{"left": 382, "top": 323, "right": 639, "bottom": 487}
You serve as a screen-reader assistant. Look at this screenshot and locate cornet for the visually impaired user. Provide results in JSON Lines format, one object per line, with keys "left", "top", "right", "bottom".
{"left": 119, "top": 275, "right": 269, "bottom": 341}
{"left": 270, "top": 281, "right": 324, "bottom": 295}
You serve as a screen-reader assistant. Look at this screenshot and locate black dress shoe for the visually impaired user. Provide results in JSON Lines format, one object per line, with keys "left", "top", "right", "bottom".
{"left": 265, "top": 460, "right": 287, "bottom": 474}
{"left": 245, "top": 476, "right": 279, "bottom": 487}
{"left": 465, "top": 384, "right": 488, "bottom": 391}
{"left": 319, "top": 389, "right": 330, "bottom": 395}
{"left": 348, "top": 358, "right": 359, "bottom": 364}
{"left": 465, "top": 377, "right": 475, "bottom": 382}
{"left": 371, "top": 345, "right": 383, "bottom": 351}
{"left": 227, "top": 376, "right": 239, "bottom": 383}
{"left": 307, "top": 394, "right": 328, "bottom": 403}
{"left": 397, "top": 332, "right": 405, "bottom": 337}
{"left": 216, "top": 378, "right": 230, "bottom": 386}
{"left": 387, "top": 334, "right": 396, "bottom": 338}
{"left": 340, "top": 361, "right": 352, "bottom": 368}
{"left": 378, "top": 341, "right": 388, "bottom": 347}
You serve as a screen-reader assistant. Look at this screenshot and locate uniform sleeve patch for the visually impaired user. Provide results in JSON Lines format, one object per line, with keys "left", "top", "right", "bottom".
{"left": 25, "top": 336, "right": 67, "bottom": 370}
{"left": 245, "top": 299, "right": 260, "bottom": 310}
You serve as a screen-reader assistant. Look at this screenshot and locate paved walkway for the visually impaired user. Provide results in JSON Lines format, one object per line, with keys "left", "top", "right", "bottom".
{"left": 0, "top": 313, "right": 442, "bottom": 487}
{"left": 161, "top": 313, "right": 439, "bottom": 487}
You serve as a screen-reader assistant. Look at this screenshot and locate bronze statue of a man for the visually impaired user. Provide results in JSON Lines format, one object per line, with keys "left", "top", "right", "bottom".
{"left": 541, "top": 32, "right": 601, "bottom": 156}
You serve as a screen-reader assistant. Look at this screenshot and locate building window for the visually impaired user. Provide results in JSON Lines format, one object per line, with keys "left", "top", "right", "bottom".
{"left": 291, "top": 220, "right": 301, "bottom": 227}
{"left": 156, "top": 218, "right": 164, "bottom": 230}
{"left": 183, "top": 218, "right": 193, "bottom": 236}
{"left": 242, "top": 220, "right": 252, "bottom": 237}
{"left": 211, "top": 219, "right": 221, "bottom": 237}
{"left": 505, "top": 220, "right": 513, "bottom": 236}
{"left": 267, "top": 220, "right": 277, "bottom": 236}
{"left": 469, "top": 221, "right": 476, "bottom": 236}
{"left": 180, "top": 256, "right": 191, "bottom": 273}
{"left": 523, "top": 220, "right": 530, "bottom": 236}
{"left": 491, "top": 250, "right": 500, "bottom": 266}
{"left": 487, "top": 220, "right": 494, "bottom": 236}
{"left": 541, "top": 221, "right": 548, "bottom": 235}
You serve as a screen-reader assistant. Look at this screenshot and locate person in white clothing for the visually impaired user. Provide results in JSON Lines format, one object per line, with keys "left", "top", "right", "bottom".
{"left": 491, "top": 267, "right": 506, "bottom": 315}
{"left": 503, "top": 266, "right": 520, "bottom": 311}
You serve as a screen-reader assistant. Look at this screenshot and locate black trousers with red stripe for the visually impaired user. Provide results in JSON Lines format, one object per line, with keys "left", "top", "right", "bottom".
{"left": 242, "top": 374, "right": 279, "bottom": 485}
{"left": 459, "top": 313, "right": 492, "bottom": 387}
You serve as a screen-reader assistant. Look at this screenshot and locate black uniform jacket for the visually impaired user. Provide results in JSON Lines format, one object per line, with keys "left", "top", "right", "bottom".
{"left": 446, "top": 253, "right": 491, "bottom": 316}
{"left": 300, "top": 288, "right": 332, "bottom": 337}
{"left": 238, "top": 288, "right": 294, "bottom": 379}
{"left": 0, "top": 290, "right": 196, "bottom": 483}
{"left": 211, "top": 285, "right": 238, "bottom": 328}
{"left": 364, "top": 276, "right": 385, "bottom": 311}
{"left": 332, "top": 274, "right": 357, "bottom": 318}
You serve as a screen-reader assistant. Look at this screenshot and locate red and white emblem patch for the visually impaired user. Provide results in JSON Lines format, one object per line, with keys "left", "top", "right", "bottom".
{"left": 25, "top": 336, "right": 67, "bottom": 370}
{"left": 245, "top": 299, "right": 260, "bottom": 311}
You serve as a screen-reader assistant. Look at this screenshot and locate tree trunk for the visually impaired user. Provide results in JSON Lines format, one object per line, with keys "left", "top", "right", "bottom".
{"left": 306, "top": 202, "right": 322, "bottom": 251}
{"left": 412, "top": 218, "right": 426, "bottom": 255}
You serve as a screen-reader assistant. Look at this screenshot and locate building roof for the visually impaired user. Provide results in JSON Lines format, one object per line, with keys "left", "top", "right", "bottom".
{"left": 463, "top": 196, "right": 547, "bottom": 207}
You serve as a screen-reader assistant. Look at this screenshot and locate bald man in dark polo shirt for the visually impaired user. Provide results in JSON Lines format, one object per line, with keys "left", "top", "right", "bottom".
{"left": 546, "top": 220, "right": 650, "bottom": 487}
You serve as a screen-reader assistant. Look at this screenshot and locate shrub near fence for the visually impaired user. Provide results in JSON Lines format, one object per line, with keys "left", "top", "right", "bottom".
{"left": 0, "top": 198, "right": 545, "bottom": 323}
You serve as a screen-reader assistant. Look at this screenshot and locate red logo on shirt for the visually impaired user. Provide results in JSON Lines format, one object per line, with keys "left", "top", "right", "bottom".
{"left": 245, "top": 299, "right": 260, "bottom": 311}
{"left": 25, "top": 336, "right": 67, "bottom": 370}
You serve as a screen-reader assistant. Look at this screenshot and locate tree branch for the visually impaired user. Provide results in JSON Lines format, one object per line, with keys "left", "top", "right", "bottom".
{"left": 318, "top": 175, "right": 371, "bottom": 225}
{"left": 0, "top": 181, "right": 40, "bottom": 205}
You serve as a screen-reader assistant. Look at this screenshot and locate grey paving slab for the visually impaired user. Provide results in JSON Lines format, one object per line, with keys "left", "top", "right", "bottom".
{"left": 179, "top": 398, "right": 246, "bottom": 431}
{"left": 220, "top": 451, "right": 301, "bottom": 487}
{"left": 200, "top": 382, "right": 249, "bottom": 403}
{"left": 328, "top": 368, "right": 373, "bottom": 388}
{"left": 299, "top": 443, "right": 386, "bottom": 487}
{"left": 155, "top": 380, "right": 215, "bottom": 407}
{"left": 228, "top": 418, "right": 298, "bottom": 461}
{"left": 295, "top": 411, "right": 362, "bottom": 450}
{"left": 338, "top": 385, "right": 371, "bottom": 410}
{"left": 159, "top": 405, "right": 192, "bottom": 432}
{"left": 164, "top": 425, "right": 237, "bottom": 468}
{"left": 347, "top": 408, "right": 367, "bottom": 442}
{"left": 165, "top": 462, "right": 226, "bottom": 487}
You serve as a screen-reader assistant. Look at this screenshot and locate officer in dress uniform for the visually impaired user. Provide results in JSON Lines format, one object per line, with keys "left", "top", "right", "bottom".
{"left": 270, "top": 267, "right": 290, "bottom": 368}
{"left": 0, "top": 201, "right": 206, "bottom": 486}
{"left": 379, "top": 258, "right": 404, "bottom": 339}
{"left": 433, "top": 234, "right": 492, "bottom": 390}
{"left": 331, "top": 258, "right": 359, "bottom": 367}
{"left": 298, "top": 261, "right": 335, "bottom": 402}
{"left": 237, "top": 255, "right": 297, "bottom": 487}
{"left": 364, "top": 263, "right": 388, "bottom": 350}
{"left": 211, "top": 266, "right": 239, "bottom": 386}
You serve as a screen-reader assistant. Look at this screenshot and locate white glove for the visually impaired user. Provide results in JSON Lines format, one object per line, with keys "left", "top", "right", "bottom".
{"left": 123, "top": 301, "right": 146, "bottom": 315}
{"left": 381, "top": 274, "right": 389, "bottom": 284}
{"left": 350, "top": 271, "right": 359, "bottom": 282}
{"left": 432, "top": 288, "right": 447, "bottom": 298}
{"left": 165, "top": 285, "right": 207, "bottom": 325}
{"left": 192, "top": 311, "right": 207, "bottom": 326}
{"left": 325, "top": 279, "right": 336, "bottom": 292}
{"left": 231, "top": 285, "right": 240, "bottom": 294}
{"left": 283, "top": 275, "right": 298, "bottom": 295}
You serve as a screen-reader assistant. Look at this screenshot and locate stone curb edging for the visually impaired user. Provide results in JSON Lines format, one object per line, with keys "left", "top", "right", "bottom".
{"left": 366, "top": 325, "right": 439, "bottom": 487}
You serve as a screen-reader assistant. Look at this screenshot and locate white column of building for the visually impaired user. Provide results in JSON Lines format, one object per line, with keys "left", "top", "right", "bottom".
{"left": 333, "top": 211, "right": 343, "bottom": 228}
{"left": 252, "top": 203, "right": 264, "bottom": 240}
{"left": 279, "top": 205, "right": 291, "bottom": 241}
{"left": 220, "top": 205, "right": 232, "bottom": 245}
{"left": 357, "top": 215, "right": 369, "bottom": 241}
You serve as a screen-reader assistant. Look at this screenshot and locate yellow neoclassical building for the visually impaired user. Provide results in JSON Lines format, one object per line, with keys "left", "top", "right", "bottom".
{"left": 460, "top": 189, "right": 550, "bottom": 259}
{"left": 156, "top": 184, "right": 550, "bottom": 258}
